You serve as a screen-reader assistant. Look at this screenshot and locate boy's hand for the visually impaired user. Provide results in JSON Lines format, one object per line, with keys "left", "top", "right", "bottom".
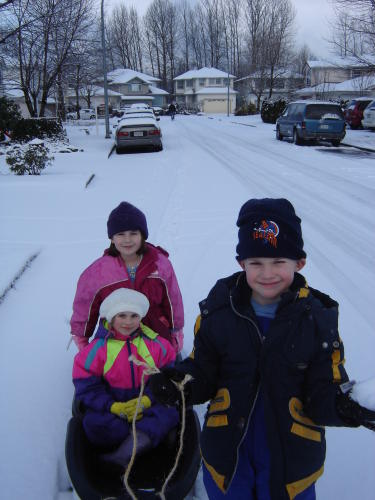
{"left": 148, "top": 368, "right": 187, "bottom": 406}
{"left": 336, "top": 389, "right": 375, "bottom": 431}
{"left": 111, "top": 396, "right": 151, "bottom": 422}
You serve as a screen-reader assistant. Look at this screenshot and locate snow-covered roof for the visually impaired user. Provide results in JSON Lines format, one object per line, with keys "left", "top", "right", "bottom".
{"left": 307, "top": 55, "right": 375, "bottom": 69}
{"left": 149, "top": 85, "right": 169, "bottom": 95}
{"left": 236, "top": 70, "right": 303, "bottom": 82}
{"left": 91, "top": 86, "right": 122, "bottom": 97}
{"left": 296, "top": 74, "right": 375, "bottom": 94}
{"left": 196, "top": 87, "right": 237, "bottom": 95}
{"left": 120, "top": 95, "right": 154, "bottom": 101}
{"left": 174, "top": 67, "right": 236, "bottom": 80}
{"left": 107, "top": 68, "right": 160, "bottom": 84}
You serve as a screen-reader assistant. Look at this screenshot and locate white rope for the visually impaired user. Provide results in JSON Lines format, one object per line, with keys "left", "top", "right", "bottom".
{"left": 123, "top": 355, "right": 192, "bottom": 500}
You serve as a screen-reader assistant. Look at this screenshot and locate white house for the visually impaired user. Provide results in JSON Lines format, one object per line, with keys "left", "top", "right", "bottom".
{"left": 174, "top": 67, "right": 237, "bottom": 113}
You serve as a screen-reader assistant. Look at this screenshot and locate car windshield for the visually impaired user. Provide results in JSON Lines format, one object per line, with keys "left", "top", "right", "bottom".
{"left": 305, "top": 105, "right": 344, "bottom": 120}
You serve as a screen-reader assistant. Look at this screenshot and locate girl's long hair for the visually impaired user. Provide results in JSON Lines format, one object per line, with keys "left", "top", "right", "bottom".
{"left": 107, "top": 233, "right": 147, "bottom": 257}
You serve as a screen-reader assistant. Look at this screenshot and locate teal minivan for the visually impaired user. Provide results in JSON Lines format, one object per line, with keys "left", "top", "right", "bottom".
{"left": 276, "top": 100, "right": 346, "bottom": 146}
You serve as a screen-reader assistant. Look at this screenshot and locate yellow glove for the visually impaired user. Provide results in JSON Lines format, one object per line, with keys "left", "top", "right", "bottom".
{"left": 111, "top": 396, "right": 151, "bottom": 422}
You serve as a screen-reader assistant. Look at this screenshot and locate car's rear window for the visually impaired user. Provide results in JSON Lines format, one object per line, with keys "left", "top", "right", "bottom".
{"left": 305, "top": 105, "right": 344, "bottom": 120}
{"left": 358, "top": 101, "right": 372, "bottom": 111}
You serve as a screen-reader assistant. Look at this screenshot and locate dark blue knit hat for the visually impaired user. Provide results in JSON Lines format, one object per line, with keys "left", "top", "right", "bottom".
{"left": 236, "top": 198, "right": 306, "bottom": 260}
{"left": 107, "top": 202, "right": 148, "bottom": 239}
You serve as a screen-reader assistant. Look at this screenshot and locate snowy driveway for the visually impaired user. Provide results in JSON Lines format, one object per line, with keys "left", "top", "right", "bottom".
{"left": 0, "top": 114, "right": 374, "bottom": 499}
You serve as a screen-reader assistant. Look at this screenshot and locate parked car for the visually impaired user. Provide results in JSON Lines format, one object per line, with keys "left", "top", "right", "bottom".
{"left": 361, "top": 99, "right": 375, "bottom": 130}
{"left": 115, "top": 115, "right": 163, "bottom": 153}
{"left": 275, "top": 100, "right": 346, "bottom": 146}
{"left": 66, "top": 108, "right": 95, "bottom": 120}
{"left": 343, "top": 97, "right": 373, "bottom": 129}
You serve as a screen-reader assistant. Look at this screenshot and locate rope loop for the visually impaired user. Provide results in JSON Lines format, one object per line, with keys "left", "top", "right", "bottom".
{"left": 123, "top": 355, "right": 192, "bottom": 500}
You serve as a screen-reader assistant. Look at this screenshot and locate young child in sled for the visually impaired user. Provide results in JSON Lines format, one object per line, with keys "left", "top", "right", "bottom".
{"left": 72, "top": 288, "right": 179, "bottom": 466}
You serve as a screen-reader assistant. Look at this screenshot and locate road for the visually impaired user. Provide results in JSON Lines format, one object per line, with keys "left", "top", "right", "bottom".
{"left": 0, "top": 114, "right": 374, "bottom": 500}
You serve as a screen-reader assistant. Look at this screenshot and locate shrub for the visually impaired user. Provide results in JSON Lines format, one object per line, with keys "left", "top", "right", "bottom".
{"left": 0, "top": 96, "right": 22, "bottom": 138}
{"left": 11, "top": 118, "right": 65, "bottom": 143}
{"left": 6, "top": 139, "right": 54, "bottom": 175}
{"left": 235, "top": 102, "right": 258, "bottom": 116}
{"left": 261, "top": 98, "right": 287, "bottom": 124}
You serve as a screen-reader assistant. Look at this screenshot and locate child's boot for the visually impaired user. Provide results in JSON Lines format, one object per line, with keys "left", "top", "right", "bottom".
{"left": 100, "top": 431, "right": 152, "bottom": 467}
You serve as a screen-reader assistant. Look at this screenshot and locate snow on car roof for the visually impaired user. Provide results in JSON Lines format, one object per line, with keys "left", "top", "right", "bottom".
{"left": 116, "top": 116, "right": 159, "bottom": 129}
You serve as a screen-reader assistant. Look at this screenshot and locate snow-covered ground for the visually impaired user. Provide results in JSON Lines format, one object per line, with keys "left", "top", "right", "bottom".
{"left": 0, "top": 113, "right": 374, "bottom": 499}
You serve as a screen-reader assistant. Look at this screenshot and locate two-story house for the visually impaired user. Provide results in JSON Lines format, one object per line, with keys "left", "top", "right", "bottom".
{"left": 174, "top": 67, "right": 237, "bottom": 113}
{"left": 105, "top": 68, "right": 169, "bottom": 108}
{"left": 297, "top": 55, "right": 375, "bottom": 100}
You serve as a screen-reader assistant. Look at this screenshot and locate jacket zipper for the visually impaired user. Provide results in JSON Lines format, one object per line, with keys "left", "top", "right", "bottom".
{"left": 126, "top": 339, "right": 136, "bottom": 389}
{"left": 226, "top": 293, "right": 264, "bottom": 491}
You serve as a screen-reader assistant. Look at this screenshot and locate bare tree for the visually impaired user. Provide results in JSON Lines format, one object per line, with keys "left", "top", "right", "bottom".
{"left": 4, "top": 0, "right": 94, "bottom": 116}
{"left": 144, "top": 0, "right": 179, "bottom": 91}
{"left": 108, "top": 4, "right": 143, "bottom": 71}
{"left": 242, "top": 0, "right": 296, "bottom": 108}
{"left": 329, "top": 0, "right": 375, "bottom": 64}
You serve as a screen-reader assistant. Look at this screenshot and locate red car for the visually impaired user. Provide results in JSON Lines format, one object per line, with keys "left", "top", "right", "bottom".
{"left": 344, "top": 98, "right": 373, "bottom": 129}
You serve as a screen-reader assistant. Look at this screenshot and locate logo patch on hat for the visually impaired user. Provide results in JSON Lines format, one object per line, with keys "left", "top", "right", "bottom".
{"left": 253, "top": 220, "right": 279, "bottom": 248}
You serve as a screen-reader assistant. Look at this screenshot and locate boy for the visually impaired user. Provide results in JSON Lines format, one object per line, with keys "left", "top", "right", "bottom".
{"left": 149, "top": 198, "right": 375, "bottom": 499}
{"left": 73, "top": 288, "right": 179, "bottom": 466}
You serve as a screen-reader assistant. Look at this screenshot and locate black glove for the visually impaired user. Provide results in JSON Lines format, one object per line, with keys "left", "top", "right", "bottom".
{"left": 336, "top": 386, "right": 375, "bottom": 431}
{"left": 148, "top": 367, "right": 188, "bottom": 406}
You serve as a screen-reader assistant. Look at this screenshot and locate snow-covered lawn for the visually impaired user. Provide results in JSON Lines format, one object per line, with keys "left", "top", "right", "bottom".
{"left": 0, "top": 114, "right": 374, "bottom": 499}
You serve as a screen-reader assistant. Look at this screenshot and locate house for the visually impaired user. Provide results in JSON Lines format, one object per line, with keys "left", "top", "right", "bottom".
{"left": 305, "top": 55, "right": 375, "bottom": 86}
{"left": 300, "top": 55, "right": 375, "bottom": 100}
{"left": 235, "top": 69, "right": 304, "bottom": 105}
{"left": 104, "top": 68, "right": 169, "bottom": 108}
{"left": 64, "top": 85, "right": 123, "bottom": 112}
{"left": 174, "top": 67, "right": 237, "bottom": 113}
{"left": 296, "top": 74, "right": 375, "bottom": 101}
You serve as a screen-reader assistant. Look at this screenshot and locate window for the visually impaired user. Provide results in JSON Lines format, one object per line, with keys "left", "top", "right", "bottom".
{"left": 186, "top": 80, "right": 193, "bottom": 87}
{"left": 351, "top": 69, "right": 362, "bottom": 79}
{"left": 177, "top": 80, "right": 184, "bottom": 89}
{"left": 216, "top": 78, "right": 221, "bottom": 85}
{"left": 199, "top": 78, "right": 205, "bottom": 86}
{"left": 129, "top": 83, "right": 141, "bottom": 92}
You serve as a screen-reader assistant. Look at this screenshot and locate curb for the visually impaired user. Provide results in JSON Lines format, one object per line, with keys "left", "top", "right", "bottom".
{"left": 340, "top": 142, "right": 375, "bottom": 153}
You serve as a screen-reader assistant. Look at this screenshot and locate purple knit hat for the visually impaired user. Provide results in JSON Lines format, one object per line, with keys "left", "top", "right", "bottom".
{"left": 107, "top": 202, "right": 148, "bottom": 239}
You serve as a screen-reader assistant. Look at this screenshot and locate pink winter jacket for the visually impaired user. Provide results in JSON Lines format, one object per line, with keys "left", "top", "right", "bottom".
{"left": 70, "top": 243, "right": 184, "bottom": 353}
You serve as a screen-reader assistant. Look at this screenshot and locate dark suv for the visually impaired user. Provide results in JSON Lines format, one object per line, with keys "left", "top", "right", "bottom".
{"left": 344, "top": 98, "right": 373, "bottom": 129}
{"left": 276, "top": 100, "right": 346, "bottom": 146}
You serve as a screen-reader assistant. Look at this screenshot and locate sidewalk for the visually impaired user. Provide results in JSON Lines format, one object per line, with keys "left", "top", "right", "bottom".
{"left": 338, "top": 128, "right": 375, "bottom": 151}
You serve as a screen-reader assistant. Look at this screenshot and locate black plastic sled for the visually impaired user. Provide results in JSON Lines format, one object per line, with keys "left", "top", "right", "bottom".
{"left": 65, "top": 400, "right": 201, "bottom": 500}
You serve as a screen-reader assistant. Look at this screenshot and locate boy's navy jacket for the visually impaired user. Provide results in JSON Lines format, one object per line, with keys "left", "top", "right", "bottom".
{"left": 178, "top": 271, "right": 349, "bottom": 500}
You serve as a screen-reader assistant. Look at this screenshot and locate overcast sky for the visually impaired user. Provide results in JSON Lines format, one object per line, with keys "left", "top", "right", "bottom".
{"left": 105, "top": 0, "right": 335, "bottom": 58}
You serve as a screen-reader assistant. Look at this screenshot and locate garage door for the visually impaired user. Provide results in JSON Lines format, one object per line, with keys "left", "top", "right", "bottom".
{"left": 203, "top": 99, "right": 231, "bottom": 113}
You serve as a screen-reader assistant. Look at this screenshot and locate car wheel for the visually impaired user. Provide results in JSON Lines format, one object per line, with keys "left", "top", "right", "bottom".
{"left": 116, "top": 146, "right": 123, "bottom": 154}
{"left": 331, "top": 139, "right": 341, "bottom": 147}
{"left": 276, "top": 126, "right": 283, "bottom": 141}
{"left": 293, "top": 128, "right": 303, "bottom": 145}
{"left": 156, "top": 143, "right": 163, "bottom": 152}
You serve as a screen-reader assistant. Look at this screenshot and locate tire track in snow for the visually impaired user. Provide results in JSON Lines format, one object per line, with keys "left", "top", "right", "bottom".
{"left": 198, "top": 118, "right": 375, "bottom": 207}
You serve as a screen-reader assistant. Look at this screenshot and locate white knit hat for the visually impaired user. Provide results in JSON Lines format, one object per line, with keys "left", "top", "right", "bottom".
{"left": 99, "top": 288, "right": 149, "bottom": 322}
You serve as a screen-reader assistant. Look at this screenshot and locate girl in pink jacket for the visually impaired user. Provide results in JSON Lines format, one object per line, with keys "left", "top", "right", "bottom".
{"left": 70, "top": 202, "right": 184, "bottom": 354}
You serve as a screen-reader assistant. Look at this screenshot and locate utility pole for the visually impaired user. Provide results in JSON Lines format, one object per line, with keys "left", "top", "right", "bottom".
{"left": 227, "top": 69, "right": 230, "bottom": 117}
{"left": 101, "top": 0, "right": 110, "bottom": 138}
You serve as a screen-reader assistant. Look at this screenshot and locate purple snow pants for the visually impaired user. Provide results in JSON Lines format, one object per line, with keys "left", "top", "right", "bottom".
{"left": 83, "top": 403, "right": 179, "bottom": 449}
